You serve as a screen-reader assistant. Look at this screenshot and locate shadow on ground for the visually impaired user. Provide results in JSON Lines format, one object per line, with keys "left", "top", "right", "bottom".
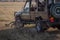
{"left": 0, "top": 28, "right": 60, "bottom": 40}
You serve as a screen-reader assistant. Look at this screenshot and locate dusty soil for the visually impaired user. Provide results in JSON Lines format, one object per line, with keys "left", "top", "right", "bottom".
{"left": 0, "top": 28, "right": 60, "bottom": 40}
{"left": 0, "top": 2, "right": 25, "bottom": 21}
{"left": 0, "top": 20, "right": 60, "bottom": 40}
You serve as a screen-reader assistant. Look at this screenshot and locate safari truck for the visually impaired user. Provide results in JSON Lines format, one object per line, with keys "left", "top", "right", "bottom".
{"left": 14, "top": 0, "right": 60, "bottom": 32}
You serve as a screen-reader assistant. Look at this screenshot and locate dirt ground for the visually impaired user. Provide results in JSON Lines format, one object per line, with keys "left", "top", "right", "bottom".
{"left": 0, "top": 27, "right": 60, "bottom": 40}
{"left": 0, "top": 2, "right": 60, "bottom": 40}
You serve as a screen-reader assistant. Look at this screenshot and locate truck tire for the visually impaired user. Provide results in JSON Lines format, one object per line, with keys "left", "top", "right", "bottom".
{"left": 15, "top": 20, "right": 24, "bottom": 29}
{"left": 15, "top": 14, "right": 24, "bottom": 29}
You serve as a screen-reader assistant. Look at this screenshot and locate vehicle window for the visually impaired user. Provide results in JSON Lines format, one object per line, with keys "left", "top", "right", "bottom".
{"left": 30, "top": 1, "right": 36, "bottom": 11}
{"left": 38, "top": 0, "right": 45, "bottom": 11}
{"left": 24, "top": 8, "right": 29, "bottom": 13}
{"left": 30, "top": 0, "right": 45, "bottom": 11}
{"left": 22, "top": 1, "right": 30, "bottom": 15}
{"left": 21, "top": 8, "right": 29, "bottom": 15}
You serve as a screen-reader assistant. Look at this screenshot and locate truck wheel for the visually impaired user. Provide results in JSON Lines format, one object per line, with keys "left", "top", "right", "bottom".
{"left": 36, "top": 20, "right": 43, "bottom": 32}
{"left": 15, "top": 20, "right": 24, "bottom": 29}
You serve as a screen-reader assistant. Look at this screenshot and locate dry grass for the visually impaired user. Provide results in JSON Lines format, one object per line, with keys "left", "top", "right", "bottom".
{"left": 0, "top": 2, "right": 25, "bottom": 21}
{"left": 0, "top": 2, "right": 25, "bottom": 30}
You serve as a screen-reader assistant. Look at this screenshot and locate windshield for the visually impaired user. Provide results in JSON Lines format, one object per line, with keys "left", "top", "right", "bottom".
{"left": 30, "top": 0, "right": 45, "bottom": 11}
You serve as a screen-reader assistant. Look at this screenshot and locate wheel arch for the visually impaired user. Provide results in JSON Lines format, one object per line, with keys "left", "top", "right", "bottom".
{"left": 35, "top": 16, "right": 43, "bottom": 21}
